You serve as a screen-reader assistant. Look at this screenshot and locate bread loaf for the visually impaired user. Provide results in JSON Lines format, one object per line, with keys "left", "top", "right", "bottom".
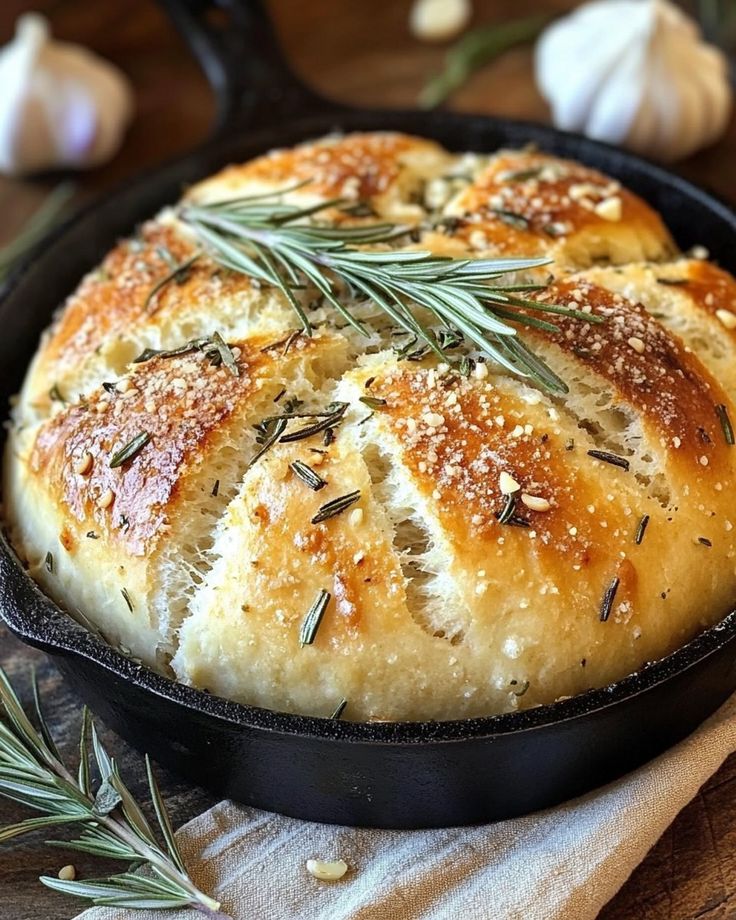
{"left": 4, "top": 132, "right": 735, "bottom": 721}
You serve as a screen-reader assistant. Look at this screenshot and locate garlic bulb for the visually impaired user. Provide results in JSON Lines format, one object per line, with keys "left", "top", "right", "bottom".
{"left": 0, "top": 13, "right": 134, "bottom": 176}
{"left": 535, "top": 0, "right": 732, "bottom": 162}
{"left": 410, "top": 0, "right": 472, "bottom": 43}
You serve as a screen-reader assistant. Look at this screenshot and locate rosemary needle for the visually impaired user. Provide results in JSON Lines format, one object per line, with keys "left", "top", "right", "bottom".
{"left": 330, "top": 698, "right": 348, "bottom": 720}
{"left": 635, "top": 514, "right": 650, "bottom": 545}
{"left": 359, "top": 396, "right": 387, "bottom": 410}
{"left": 586, "top": 449, "right": 630, "bottom": 472}
{"left": 599, "top": 576, "right": 620, "bottom": 622}
{"left": 716, "top": 403, "right": 734, "bottom": 446}
{"left": 300, "top": 589, "right": 331, "bottom": 646}
{"left": 290, "top": 460, "right": 327, "bottom": 491}
{"left": 312, "top": 490, "right": 361, "bottom": 524}
{"left": 109, "top": 432, "right": 151, "bottom": 469}
{"left": 144, "top": 252, "right": 200, "bottom": 312}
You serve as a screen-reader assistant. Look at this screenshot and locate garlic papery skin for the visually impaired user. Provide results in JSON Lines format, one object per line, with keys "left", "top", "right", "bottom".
{"left": 0, "top": 13, "right": 134, "bottom": 176}
{"left": 535, "top": 0, "right": 733, "bottom": 162}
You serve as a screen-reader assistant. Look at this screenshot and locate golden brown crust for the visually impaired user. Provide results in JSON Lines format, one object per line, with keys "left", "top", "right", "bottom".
{"left": 29, "top": 334, "right": 328, "bottom": 557}
{"left": 528, "top": 277, "right": 732, "bottom": 470}
{"left": 27, "top": 222, "right": 261, "bottom": 407}
{"left": 190, "top": 131, "right": 448, "bottom": 206}
{"left": 40, "top": 224, "right": 188, "bottom": 382}
{"left": 369, "top": 364, "right": 618, "bottom": 559}
{"left": 444, "top": 150, "right": 675, "bottom": 267}
{"left": 571, "top": 260, "right": 736, "bottom": 409}
{"left": 675, "top": 259, "right": 736, "bottom": 333}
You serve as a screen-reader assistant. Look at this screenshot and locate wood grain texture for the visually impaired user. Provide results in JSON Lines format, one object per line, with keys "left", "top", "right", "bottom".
{"left": 0, "top": 1, "right": 735, "bottom": 918}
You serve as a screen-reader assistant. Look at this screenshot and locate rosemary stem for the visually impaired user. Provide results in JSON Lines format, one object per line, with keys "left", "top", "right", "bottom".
{"left": 98, "top": 812, "right": 223, "bottom": 913}
{"left": 192, "top": 903, "right": 232, "bottom": 919}
{"left": 180, "top": 194, "right": 578, "bottom": 392}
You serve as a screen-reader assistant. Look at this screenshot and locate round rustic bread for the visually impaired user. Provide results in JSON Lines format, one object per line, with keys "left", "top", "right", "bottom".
{"left": 4, "top": 132, "right": 736, "bottom": 721}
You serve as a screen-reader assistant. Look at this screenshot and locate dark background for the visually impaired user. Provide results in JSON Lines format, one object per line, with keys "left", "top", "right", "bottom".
{"left": 1, "top": 2, "right": 735, "bottom": 918}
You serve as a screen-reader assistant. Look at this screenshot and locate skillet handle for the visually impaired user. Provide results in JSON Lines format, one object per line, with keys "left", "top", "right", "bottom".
{"left": 158, "top": 0, "right": 342, "bottom": 134}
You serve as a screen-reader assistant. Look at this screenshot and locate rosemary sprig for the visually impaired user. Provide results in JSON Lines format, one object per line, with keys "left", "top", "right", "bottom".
{"left": 180, "top": 191, "right": 594, "bottom": 393}
{"left": 0, "top": 669, "right": 226, "bottom": 916}
{"left": 133, "top": 335, "right": 239, "bottom": 376}
{"left": 279, "top": 402, "right": 349, "bottom": 444}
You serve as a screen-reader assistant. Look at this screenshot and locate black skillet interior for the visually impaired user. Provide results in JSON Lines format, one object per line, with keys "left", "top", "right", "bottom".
{"left": 1, "top": 0, "right": 736, "bottom": 828}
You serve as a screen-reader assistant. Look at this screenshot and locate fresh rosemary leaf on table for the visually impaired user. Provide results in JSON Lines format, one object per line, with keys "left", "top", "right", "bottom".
{"left": 0, "top": 669, "right": 226, "bottom": 916}
{"left": 180, "top": 190, "right": 600, "bottom": 393}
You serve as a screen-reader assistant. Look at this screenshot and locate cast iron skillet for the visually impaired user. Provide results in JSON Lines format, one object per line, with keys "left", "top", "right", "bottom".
{"left": 1, "top": 0, "right": 736, "bottom": 830}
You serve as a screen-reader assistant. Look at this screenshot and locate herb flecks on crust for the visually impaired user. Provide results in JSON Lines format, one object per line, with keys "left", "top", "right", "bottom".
{"left": 181, "top": 189, "right": 604, "bottom": 393}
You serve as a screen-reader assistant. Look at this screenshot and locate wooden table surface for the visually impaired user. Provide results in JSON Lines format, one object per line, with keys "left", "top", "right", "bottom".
{"left": 1, "top": 2, "right": 736, "bottom": 918}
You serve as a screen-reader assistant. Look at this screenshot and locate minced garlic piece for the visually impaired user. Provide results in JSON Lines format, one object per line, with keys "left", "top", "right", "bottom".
{"left": 521, "top": 493, "right": 551, "bottom": 512}
{"left": 96, "top": 488, "right": 115, "bottom": 509}
{"left": 73, "top": 451, "right": 93, "bottom": 476}
{"left": 499, "top": 471, "right": 521, "bottom": 494}
{"left": 593, "top": 196, "right": 622, "bottom": 221}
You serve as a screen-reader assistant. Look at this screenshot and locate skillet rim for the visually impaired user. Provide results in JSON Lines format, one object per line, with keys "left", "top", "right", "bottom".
{"left": 2, "top": 106, "right": 736, "bottom": 746}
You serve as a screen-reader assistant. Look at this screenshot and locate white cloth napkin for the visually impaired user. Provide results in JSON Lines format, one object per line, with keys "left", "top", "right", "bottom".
{"left": 79, "top": 694, "right": 736, "bottom": 920}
